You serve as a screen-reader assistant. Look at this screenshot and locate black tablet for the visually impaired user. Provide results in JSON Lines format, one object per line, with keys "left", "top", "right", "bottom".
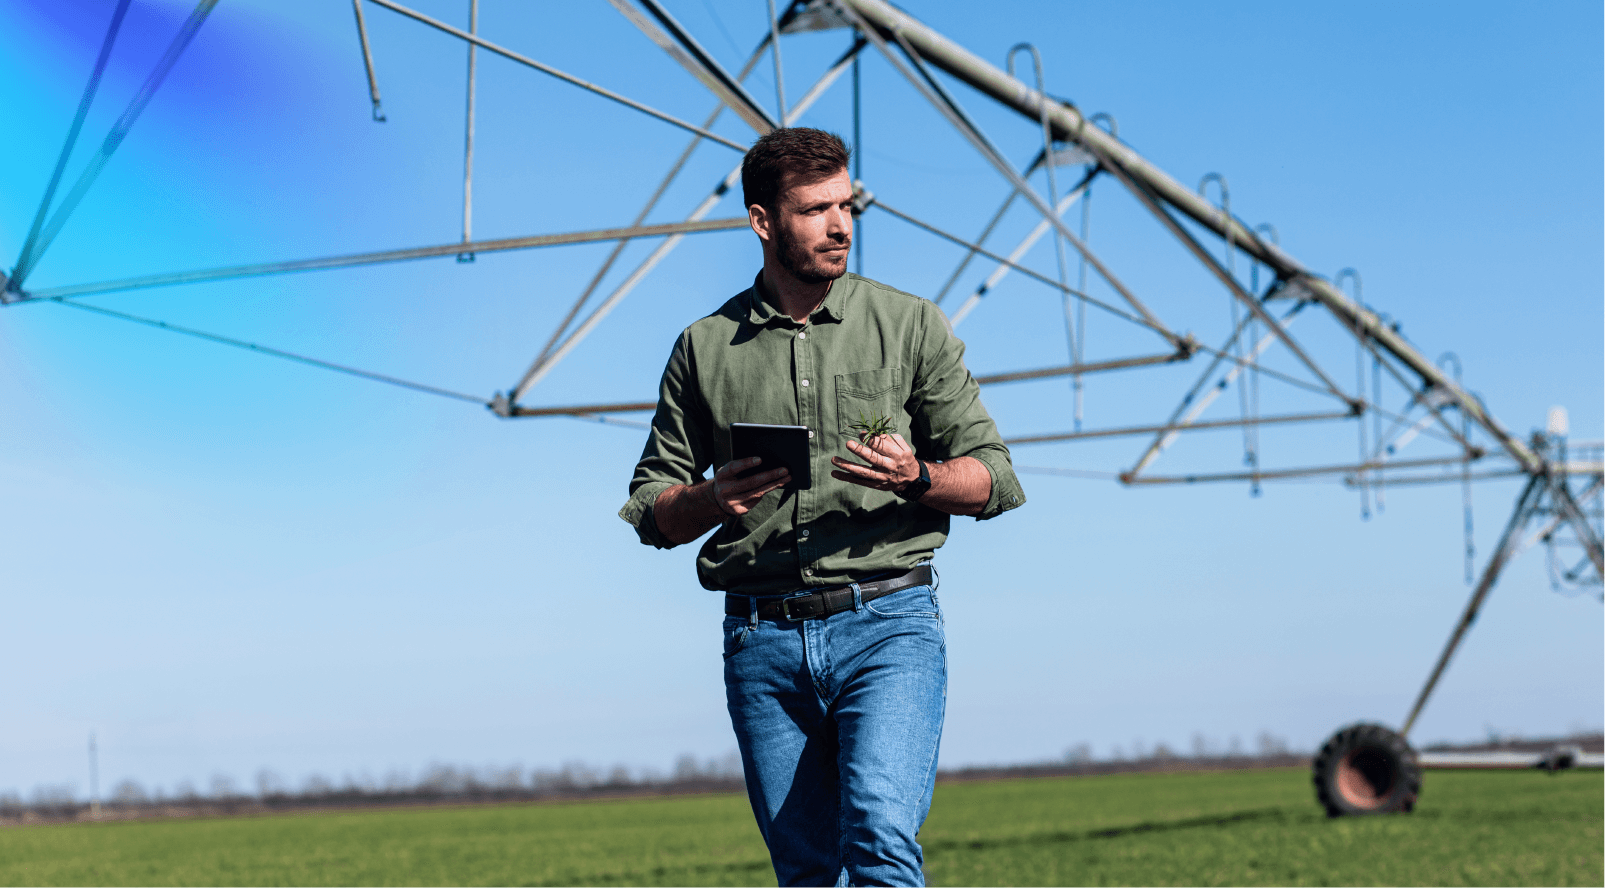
{"left": 730, "top": 423, "right": 812, "bottom": 491}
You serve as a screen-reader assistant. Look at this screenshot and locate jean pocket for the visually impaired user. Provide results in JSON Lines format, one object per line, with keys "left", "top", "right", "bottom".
{"left": 864, "top": 585, "right": 940, "bottom": 619}
{"left": 721, "top": 616, "right": 749, "bottom": 660}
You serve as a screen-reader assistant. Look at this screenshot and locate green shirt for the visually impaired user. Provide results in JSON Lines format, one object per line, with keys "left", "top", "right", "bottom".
{"left": 619, "top": 272, "right": 1025, "bottom": 595}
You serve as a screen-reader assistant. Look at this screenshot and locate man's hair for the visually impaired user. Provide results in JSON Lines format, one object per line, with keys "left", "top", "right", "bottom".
{"left": 741, "top": 127, "right": 851, "bottom": 210}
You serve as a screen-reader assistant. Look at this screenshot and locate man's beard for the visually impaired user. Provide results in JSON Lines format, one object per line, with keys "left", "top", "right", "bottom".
{"left": 775, "top": 220, "right": 849, "bottom": 284}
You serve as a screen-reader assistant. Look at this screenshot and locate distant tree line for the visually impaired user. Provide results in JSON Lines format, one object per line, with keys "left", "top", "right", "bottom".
{"left": 0, "top": 752, "right": 746, "bottom": 825}
{"left": 7, "top": 731, "right": 1597, "bottom": 825}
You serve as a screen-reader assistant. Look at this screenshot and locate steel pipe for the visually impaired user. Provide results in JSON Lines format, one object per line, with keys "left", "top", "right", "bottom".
{"left": 20, "top": 218, "right": 751, "bottom": 300}
{"left": 831, "top": 0, "right": 1540, "bottom": 472}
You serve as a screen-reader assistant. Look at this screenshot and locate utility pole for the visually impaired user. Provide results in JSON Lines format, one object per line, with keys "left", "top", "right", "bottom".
{"left": 88, "top": 732, "right": 100, "bottom": 819}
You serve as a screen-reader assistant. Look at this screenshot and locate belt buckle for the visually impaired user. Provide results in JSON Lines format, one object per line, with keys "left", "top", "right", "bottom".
{"left": 781, "top": 594, "right": 808, "bottom": 622}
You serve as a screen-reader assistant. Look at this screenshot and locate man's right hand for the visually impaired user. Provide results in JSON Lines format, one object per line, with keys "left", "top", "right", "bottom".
{"left": 709, "top": 457, "right": 790, "bottom": 518}
{"left": 653, "top": 458, "right": 789, "bottom": 545}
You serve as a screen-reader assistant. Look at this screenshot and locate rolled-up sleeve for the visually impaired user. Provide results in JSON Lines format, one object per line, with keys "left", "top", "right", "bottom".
{"left": 618, "top": 332, "right": 715, "bottom": 548}
{"left": 907, "top": 299, "right": 1026, "bottom": 520}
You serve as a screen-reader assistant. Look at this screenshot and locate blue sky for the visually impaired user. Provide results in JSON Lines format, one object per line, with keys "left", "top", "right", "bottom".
{"left": 1, "top": 0, "right": 1600, "bottom": 800}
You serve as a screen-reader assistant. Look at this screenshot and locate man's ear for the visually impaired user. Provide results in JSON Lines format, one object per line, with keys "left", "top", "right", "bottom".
{"left": 748, "top": 203, "right": 772, "bottom": 244}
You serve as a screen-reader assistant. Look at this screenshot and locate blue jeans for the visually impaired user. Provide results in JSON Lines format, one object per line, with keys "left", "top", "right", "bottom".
{"left": 723, "top": 574, "right": 947, "bottom": 887}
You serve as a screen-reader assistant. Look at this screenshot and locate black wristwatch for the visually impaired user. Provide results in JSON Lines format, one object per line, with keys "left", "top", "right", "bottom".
{"left": 897, "top": 459, "right": 932, "bottom": 502}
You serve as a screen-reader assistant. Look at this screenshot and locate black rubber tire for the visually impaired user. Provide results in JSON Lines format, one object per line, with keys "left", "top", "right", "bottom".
{"left": 1312, "top": 722, "right": 1422, "bottom": 817}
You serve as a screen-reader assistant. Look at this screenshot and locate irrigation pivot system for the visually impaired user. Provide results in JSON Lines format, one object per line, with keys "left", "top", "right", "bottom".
{"left": 4, "top": 0, "right": 1600, "bottom": 814}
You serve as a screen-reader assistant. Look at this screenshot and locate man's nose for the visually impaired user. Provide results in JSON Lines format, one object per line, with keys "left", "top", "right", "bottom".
{"left": 827, "top": 206, "right": 850, "bottom": 238}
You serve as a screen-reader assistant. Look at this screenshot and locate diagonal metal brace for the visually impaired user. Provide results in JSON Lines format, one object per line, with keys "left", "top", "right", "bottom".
{"left": 830, "top": 0, "right": 1175, "bottom": 350}
{"left": 610, "top": 0, "right": 778, "bottom": 135}
{"left": 1400, "top": 473, "right": 1548, "bottom": 736}
{"left": 1099, "top": 157, "right": 1354, "bottom": 406}
{"left": 1549, "top": 475, "right": 1605, "bottom": 578}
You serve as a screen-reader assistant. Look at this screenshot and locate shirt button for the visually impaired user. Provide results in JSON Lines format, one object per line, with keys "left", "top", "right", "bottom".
{"left": 800, "top": 379, "right": 809, "bottom": 387}
{"left": 808, "top": 430, "right": 815, "bottom": 439}
{"left": 800, "top": 529, "right": 810, "bottom": 538}
{"left": 798, "top": 331, "right": 807, "bottom": 340}
{"left": 803, "top": 568, "right": 813, "bottom": 577}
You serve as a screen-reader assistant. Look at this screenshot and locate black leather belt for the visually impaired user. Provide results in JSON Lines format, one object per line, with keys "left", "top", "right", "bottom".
{"left": 724, "top": 565, "right": 934, "bottom": 622}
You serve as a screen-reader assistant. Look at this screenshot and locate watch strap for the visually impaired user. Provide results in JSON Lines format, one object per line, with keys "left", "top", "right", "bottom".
{"left": 897, "top": 458, "right": 932, "bottom": 502}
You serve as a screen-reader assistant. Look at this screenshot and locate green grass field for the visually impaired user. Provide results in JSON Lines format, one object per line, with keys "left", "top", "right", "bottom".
{"left": 2, "top": 768, "right": 1599, "bottom": 886}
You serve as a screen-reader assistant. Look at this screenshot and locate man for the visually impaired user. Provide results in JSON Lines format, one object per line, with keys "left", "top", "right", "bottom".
{"left": 619, "top": 128, "right": 1024, "bottom": 886}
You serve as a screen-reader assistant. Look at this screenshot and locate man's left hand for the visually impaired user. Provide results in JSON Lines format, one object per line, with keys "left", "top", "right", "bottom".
{"left": 832, "top": 433, "right": 919, "bottom": 492}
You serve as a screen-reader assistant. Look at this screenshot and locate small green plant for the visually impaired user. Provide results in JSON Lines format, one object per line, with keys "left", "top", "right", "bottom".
{"left": 849, "top": 409, "right": 896, "bottom": 442}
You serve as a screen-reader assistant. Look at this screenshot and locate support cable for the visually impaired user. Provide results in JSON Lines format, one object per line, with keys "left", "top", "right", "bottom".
{"left": 874, "top": 198, "right": 1446, "bottom": 447}
{"left": 508, "top": 40, "right": 862, "bottom": 405}
{"left": 865, "top": 197, "right": 1168, "bottom": 340}
{"left": 943, "top": 172, "right": 1094, "bottom": 327}
{"left": 527, "top": 40, "right": 774, "bottom": 375}
{"left": 930, "top": 149, "right": 1048, "bottom": 307}
{"left": 1015, "top": 465, "right": 1124, "bottom": 481}
{"left": 1096, "top": 152, "right": 1354, "bottom": 406}
{"left": 566, "top": 413, "right": 651, "bottom": 430}
{"left": 867, "top": 198, "right": 1432, "bottom": 442}
{"left": 9, "top": 0, "right": 131, "bottom": 295}
{"left": 49, "top": 299, "right": 489, "bottom": 406}
{"left": 367, "top": 0, "right": 750, "bottom": 151}
{"left": 1126, "top": 301, "right": 1306, "bottom": 479}
{"left": 11, "top": 0, "right": 220, "bottom": 289}
{"left": 832, "top": 0, "right": 1540, "bottom": 475}
{"left": 841, "top": 7, "right": 1175, "bottom": 348}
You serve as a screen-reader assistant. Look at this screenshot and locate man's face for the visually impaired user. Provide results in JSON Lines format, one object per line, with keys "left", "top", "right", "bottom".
{"left": 768, "top": 169, "right": 854, "bottom": 284}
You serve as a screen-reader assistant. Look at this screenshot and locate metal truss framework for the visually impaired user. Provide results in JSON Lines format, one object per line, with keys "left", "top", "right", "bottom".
{"left": 3, "top": 0, "right": 1599, "bottom": 734}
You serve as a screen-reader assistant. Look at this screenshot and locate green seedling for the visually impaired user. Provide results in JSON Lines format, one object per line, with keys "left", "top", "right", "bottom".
{"left": 849, "top": 409, "right": 896, "bottom": 442}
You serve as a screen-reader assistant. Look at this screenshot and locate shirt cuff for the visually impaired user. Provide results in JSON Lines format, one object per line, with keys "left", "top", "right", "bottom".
{"left": 619, "top": 481, "right": 678, "bottom": 549}
{"left": 965, "top": 446, "right": 1026, "bottom": 520}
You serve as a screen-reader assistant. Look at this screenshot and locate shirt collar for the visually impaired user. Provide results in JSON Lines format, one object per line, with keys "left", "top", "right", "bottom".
{"left": 745, "top": 271, "right": 853, "bottom": 327}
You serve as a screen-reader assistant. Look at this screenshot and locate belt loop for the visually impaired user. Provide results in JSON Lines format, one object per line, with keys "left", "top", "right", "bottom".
{"left": 850, "top": 582, "right": 862, "bottom": 613}
{"left": 748, "top": 595, "right": 758, "bottom": 630}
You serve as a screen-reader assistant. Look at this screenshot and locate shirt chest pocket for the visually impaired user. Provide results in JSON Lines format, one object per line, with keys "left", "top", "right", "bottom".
{"left": 836, "top": 367, "right": 905, "bottom": 440}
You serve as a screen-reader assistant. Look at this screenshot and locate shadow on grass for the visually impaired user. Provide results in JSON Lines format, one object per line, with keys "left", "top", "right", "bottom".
{"left": 925, "top": 807, "right": 1299, "bottom": 854}
{"left": 545, "top": 808, "right": 1303, "bottom": 885}
{"left": 525, "top": 857, "right": 773, "bottom": 887}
